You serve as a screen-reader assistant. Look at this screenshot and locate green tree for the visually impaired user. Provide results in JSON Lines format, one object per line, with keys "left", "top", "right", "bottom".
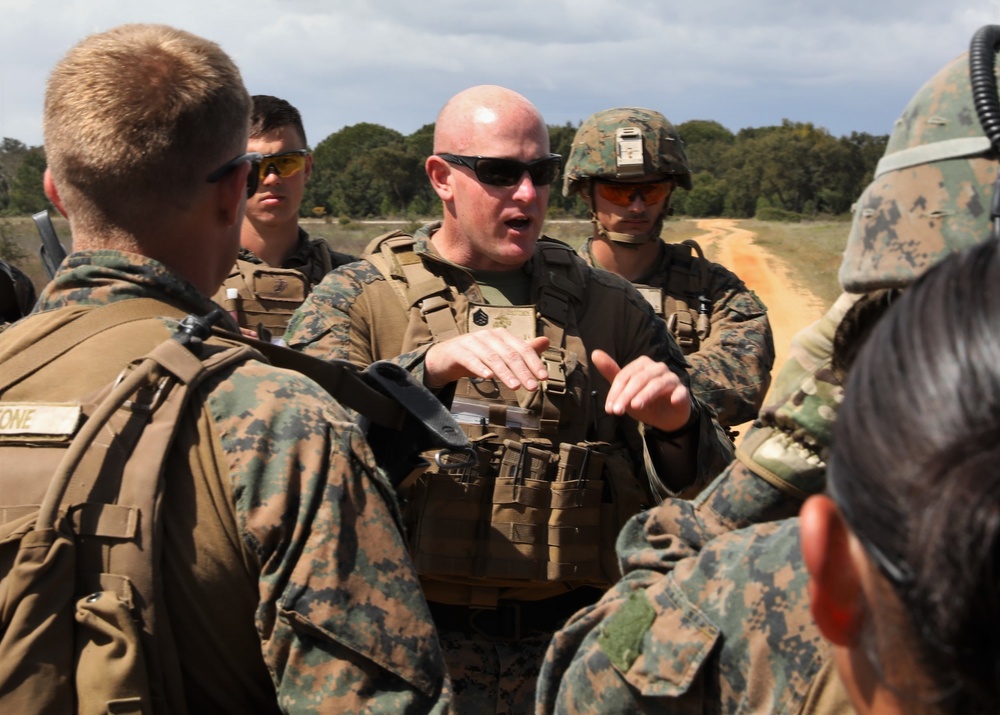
{"left": 676, "top": 120, "right": 734, "bottom": 176}
{"left": 308, "top": 123, "right": 405, "bottom": 216}
{"left": 6, "top": 147, "right": 47, "bottom": 216}
{"left": 674, "top": 171, "right": 727, "bottom": 217}
{"left": 406, "top": 123, "right": 435, "bottom": 159}
{"left": 0, "top": 138, "right": 32, "bottom": 213}
{"left": 548, "top": 121, "right": 585, "bottom": 217}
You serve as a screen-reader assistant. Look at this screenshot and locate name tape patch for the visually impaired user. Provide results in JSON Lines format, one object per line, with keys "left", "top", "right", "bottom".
{"left": 0, "top": 403, "right": 81, "bottom": 436}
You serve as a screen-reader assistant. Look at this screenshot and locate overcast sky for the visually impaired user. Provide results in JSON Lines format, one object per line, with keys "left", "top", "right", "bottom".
{"left": 1, "top": 1, "right": 996, "bottom": 149}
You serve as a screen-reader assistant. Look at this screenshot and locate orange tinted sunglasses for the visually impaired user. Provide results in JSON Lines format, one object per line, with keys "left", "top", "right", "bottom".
{"left": 258, "top": 150, "right": 309, "bottom": 184}
{"left": 596, "top": 180, "right": 673, "bottom": 206}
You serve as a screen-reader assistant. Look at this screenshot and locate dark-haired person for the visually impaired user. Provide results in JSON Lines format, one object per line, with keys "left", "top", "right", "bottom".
{"left": 538, "top": 37, "right": 1000, "bottom": 715}
{"left": 214, "top": 94, "right": 354, "bottom": 341}
{"left": 285, "top": 84, "right": 734, "bottom": 714}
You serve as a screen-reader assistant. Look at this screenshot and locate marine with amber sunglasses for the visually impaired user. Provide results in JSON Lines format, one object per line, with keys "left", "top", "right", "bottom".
{"left": 565, "top": 108, "right": 775, "bottom": 432}
{"left": 213, "top": 95, "right": 355, "bottom": 342}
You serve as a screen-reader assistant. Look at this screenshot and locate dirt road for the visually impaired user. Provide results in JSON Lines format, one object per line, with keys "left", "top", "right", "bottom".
{"left": 692, "top": 219, "right": 828, "bottom": 402}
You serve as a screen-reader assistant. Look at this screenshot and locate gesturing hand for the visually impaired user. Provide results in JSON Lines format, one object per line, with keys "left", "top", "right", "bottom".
{"left": 591, "top": 349, "right": 691, "bottom": 432}
{"left": 424, "top": 329, "right": 551, "bottom": 390}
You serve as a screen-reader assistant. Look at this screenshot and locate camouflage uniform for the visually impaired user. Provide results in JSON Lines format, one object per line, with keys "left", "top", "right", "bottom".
{"left": 285, "top": 224, "right": 734, "bottom": 714}
{"left": 540, "top": 45, "right": 1000, "bottom": 715}
{"left": 580, "top": 238, "right": 774, "bottom": 427}
{"left": 213, "top": 227, "right": 355, "bottom": 339}
{"left": 1, "top": 250, "right": 449, "bottom": 714}
{"left": 536, "top": 296, "right": 854, "bottom": 714}
{"left": 564, "top": 107, "right": 775, "bottom": 429}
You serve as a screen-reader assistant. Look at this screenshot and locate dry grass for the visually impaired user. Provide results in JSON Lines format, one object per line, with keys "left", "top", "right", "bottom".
{"left": 740, "top": 218, "right": 849, "bottom": 307}
{"left": 2, "top": 214, "right": 850, "bottom": 306}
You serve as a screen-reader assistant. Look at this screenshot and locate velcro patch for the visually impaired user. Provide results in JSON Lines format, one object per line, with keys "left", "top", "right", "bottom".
{"left": 636, "top": 286, "right": 664, "bottom": 315}
{"left": 0, "top": 402, "right": 81, "bottom": 437}
{"left": 467, "top": 304, "right": 536, "bottom": 342}
{"left": 599, "top": 591, "right": 657, "bottom": 672}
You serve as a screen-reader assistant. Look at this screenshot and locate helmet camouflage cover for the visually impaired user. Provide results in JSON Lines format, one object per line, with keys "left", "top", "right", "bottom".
{"left": 839, "top": 50, "right": 999, "bottom": 292}
{"left": 562, "top": 107, "right": 693, "bottom": 198}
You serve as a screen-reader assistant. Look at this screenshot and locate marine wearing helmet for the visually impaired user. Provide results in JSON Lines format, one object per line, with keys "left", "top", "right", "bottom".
{"left": 539, "top": 28, "right": 1000, "bottom": 715}
{"left": 565, "top": 107, "right": 775, "bottom": 430}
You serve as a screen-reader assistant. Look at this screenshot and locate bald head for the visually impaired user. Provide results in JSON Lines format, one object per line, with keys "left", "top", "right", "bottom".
{"left": 425, "top": 85, "right": 552, "bottom": 271}
{"left": 434, "top": 85, "right": 548, "bottom": 155}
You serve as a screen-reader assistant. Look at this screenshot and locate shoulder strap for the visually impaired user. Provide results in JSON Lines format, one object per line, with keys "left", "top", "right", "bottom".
{"left": 313, "top": 238, "right": 334, "bottom": 275}
{"left": 32, "top": 316, "right": 254, "bottom": 713}
{"left": 531, "top": 242, "right": 587, "bottom": 435}
{"left": 364, "top": 232, "right": 461, "bottom": 342}
{"left": 363, "top": 231, "right": 414, "bottom": 314}
{"left": 0, "top": 298, "right": 204, "bottom": 394}
{"left": 679, "top": 239, "right": 711, "bottom": 340}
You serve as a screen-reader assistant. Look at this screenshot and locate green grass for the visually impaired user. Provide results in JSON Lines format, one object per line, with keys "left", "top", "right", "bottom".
{"left": 740, "top": 218, "right": 849, "bottom": 307}
{"left": 1, "top": 214, "right": 850, "bottom": 307}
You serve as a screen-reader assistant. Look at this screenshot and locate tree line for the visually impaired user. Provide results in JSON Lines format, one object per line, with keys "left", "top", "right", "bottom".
{"left": 0, "top": 119, "right": 887, "bottom": 221}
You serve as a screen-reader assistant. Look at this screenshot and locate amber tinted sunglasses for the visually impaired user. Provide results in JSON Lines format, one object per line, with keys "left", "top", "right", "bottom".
{"left": 596, "top": 180, "right": 673, "bottom": 206}
{"left": 257, "top": 150, "right": 310, "bottom": 185}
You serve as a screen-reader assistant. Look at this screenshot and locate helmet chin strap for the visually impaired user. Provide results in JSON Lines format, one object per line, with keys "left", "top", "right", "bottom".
{"left": 588, "top": 194, "right": 665, "bottom": 245}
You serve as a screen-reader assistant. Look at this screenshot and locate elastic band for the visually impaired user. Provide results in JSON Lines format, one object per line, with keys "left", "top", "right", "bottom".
{"left": 875, "top": 136, "right": 992, "bottom": 178}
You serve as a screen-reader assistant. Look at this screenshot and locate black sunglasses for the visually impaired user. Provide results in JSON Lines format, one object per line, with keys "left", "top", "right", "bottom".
{"left": 207, "top": 151, "right": 264, "bottom": 197}
{"left": 437, "top": 153, "right": 562, "bottom": 187}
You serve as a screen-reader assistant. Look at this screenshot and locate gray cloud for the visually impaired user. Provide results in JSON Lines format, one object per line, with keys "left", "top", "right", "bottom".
{"left": 0, "top": 0, "right": 994, "bottom": 149}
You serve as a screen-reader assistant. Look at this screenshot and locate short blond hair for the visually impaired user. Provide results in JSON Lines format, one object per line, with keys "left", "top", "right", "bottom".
{"left": 44, "top": 24, "right": 250, "bottom": 238}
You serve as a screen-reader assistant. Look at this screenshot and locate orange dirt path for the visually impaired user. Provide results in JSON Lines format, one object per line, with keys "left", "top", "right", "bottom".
{"left": 691, "top": 218, "right": 827, "bottom": 407}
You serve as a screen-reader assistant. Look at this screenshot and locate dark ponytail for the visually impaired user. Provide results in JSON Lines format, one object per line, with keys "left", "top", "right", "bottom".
{"left": 830, "top": 237, "right": 1000, "bottom": 713}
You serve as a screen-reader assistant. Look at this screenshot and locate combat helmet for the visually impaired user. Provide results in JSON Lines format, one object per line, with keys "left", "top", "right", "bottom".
{"left": 564, "top": 107, "right": 692, "bottom": 244}
{"left": 839, "top": 26, "right": 1000, "bottom": 293}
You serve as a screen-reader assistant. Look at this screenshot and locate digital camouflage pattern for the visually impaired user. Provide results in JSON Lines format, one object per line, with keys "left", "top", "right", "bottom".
{"left": 542, "top": 42, "right": 1000, "bottom": 715}
{"left": 538, "top": 293, "right": 858, "bottom": 714}
{"left": 538, "top": 516, "right": 847, "bottom": 714}
{"left": 581, "top": 238, "right": 775, "bottom": 428}
{"left": 5, "top": 250, "right": 450, "bottom": 714}
{"left": 840, "top": 52, "right": 998, "bottom": 293}
{"left": 567, "top": 106, "right": 774, "bottom": 427}
{"left": 438, "top": 629, "right": 552, "bottom": 713}
{"left": 285, "top": 225, "right": 734, "bottom": 493}
{"left": 562, "top": 107, "right": 693, "bottom": 197}
{"left": 285, "top": 224, "right": 735, "bottom": 713}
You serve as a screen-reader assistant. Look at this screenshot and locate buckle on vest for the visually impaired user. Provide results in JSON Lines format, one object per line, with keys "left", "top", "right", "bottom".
{"left": 667, "top": 311, "right": 698, "bottom": 351}
{"left": 420, "top": 294, "right": 451, "bottom": 319}
{"left": 113, "top": 368, "right": 171, "bottom": 414}
{"left": 541, "top": 350, "right": 567, "bottom": 395}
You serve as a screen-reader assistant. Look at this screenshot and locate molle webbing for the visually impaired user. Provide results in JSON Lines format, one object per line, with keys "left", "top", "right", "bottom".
{"left": 366, "top": 232, "right": 460, "bottom": 341}
{"left": 364, "top": 236, "right": 650, "bottom": 595}
{"left": 0, "top": 301, "right": 255, "bottom": 714}
{"left": 407, "top": 439, "right": 640, "bottom": 591}
{"left": 364, "top": 235, "right": 586, "bottom": 439}
{"left": 660, "top": 239, "right": 711, "bottom": 353}
{"left": 219, "top": 260, "right": 310, "bottom": 336}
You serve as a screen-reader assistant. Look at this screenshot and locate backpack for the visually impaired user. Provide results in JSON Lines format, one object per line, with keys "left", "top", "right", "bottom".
{"left": 0, "top": 302, "right": 257, "bottom": 714}
{"left": 0, "top": 296, "right": 472, "bottom": 713}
